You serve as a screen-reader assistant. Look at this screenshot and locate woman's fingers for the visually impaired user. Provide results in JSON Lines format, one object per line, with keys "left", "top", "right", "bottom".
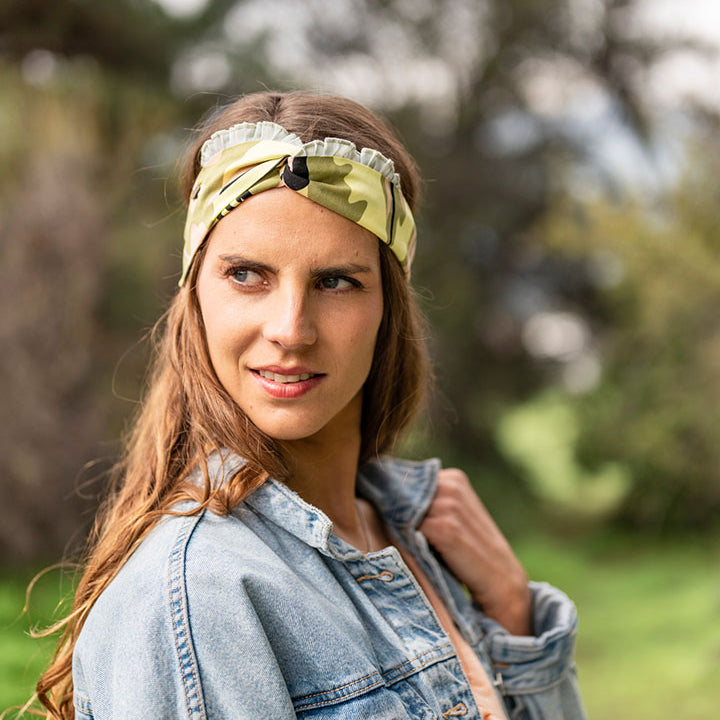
{"left": 419, "top": 468, "right": 532, "bottom": 636}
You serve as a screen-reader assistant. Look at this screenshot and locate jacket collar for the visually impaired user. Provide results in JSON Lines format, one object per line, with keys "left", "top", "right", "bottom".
{"left": 205, "top": 450, "right": 440, "bottom": 557}
{"left": 356, "top": 456, "right": 441, "bottom": 530}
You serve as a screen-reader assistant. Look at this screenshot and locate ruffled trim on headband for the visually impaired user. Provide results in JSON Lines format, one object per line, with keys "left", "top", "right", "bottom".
{"left": 200, "top": 121, "right": 303, "bottom": 166}
{"left": 199, "top": 121, "right": 401, "bottom": 187}
{"left": 298, "top": 138, "right": 400, "bottom": 188}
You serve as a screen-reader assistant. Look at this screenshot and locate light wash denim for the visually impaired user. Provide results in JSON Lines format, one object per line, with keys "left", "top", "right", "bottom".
{"left": 73, "top": 453, "right": 587, "bottom": 719}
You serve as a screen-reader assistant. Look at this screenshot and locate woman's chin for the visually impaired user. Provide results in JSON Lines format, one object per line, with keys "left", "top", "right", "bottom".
{"left": 248, "top": 417, "right": 328, "bottom": 444}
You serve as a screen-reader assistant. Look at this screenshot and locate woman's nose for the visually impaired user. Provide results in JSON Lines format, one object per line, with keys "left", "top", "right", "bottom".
{"left": 262, "top": 285, "right": 317, "bottom": 349}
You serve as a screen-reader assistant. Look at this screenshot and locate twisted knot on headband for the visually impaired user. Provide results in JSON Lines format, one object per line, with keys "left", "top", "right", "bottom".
{"left": 180, "top": 121, "right": 417, "bottom": 286}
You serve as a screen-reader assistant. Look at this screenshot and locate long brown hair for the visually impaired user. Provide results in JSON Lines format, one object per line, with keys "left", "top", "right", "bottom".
{"left": 33, "top": 91, "right": 430, "bottom": 718}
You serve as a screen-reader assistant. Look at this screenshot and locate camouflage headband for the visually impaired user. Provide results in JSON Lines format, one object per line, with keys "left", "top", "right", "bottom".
{"left": 180, "top": 121, "right": 417, "bottom": 286}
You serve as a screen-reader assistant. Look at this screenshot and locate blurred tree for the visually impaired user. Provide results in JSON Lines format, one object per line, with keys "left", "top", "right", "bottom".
{"left": 538, "top": 144, "right": 720, "bottom": 529}
{"left": 0, "top": 64, "right": 185, "bottom": 561}
{"left": 0, "top": 0, "right": 280, "bottom": 561}
{"left": 214, "top": 0, "right": 718, "bottom": 525}
{"left": 0, "top": 75, "right": 105, "bottom": 560}
{"left": 0, "top": 0, "right": 249, "bottom": 82}
{"left": 0, "top": 0, "right": 175, "bottom": 81}
{"left": 2, "top": 0, "right": 719, "bottom": 562}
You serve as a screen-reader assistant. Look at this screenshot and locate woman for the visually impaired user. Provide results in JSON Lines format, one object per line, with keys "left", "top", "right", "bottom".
{"left": 35, "top": 92, "right": 586, "bottom": 719}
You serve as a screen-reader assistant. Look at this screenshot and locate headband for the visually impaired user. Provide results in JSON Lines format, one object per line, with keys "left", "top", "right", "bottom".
{"left": 180, "top": 121, "right": 416, "bottom": 285}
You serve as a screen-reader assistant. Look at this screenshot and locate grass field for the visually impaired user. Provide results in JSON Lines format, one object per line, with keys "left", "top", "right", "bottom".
{"left": 0, "top": 565, "right": 74, "bottom": 715}
{"left": 1, "top": 533, "right": 719, "bottom": 718}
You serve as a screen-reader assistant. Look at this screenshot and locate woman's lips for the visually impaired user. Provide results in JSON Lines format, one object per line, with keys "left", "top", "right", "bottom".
{"left": 250, "top": 367, "right": 325, "bottom": 399}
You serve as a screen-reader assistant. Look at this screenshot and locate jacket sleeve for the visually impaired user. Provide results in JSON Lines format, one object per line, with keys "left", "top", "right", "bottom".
{"left": 478, "top": 581, "right": 587, "bottom": 720}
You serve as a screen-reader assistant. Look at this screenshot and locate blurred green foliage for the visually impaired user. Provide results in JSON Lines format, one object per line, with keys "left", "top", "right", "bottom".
{"left": 497, "top": 391, "right": 631, "bottom": 517}
{"left": 536, "top": 151, "right": 720, "bottom": 528}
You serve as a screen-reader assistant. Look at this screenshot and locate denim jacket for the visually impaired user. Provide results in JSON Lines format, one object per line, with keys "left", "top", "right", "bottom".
{"left": 73, "top": 454, "right": 587, "bottom": 719}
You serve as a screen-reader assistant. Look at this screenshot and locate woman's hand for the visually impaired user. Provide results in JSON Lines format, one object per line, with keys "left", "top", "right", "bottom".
{"left": 418, "top": 468, "right": 532, "bottom": 636}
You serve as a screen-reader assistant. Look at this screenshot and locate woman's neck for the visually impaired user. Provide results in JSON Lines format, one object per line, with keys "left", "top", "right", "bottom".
{"left": 280, "top": 425, "right": 371, "bottom": 550}
{"left": 283, "top": 433, "right": 359, "bottom": 514}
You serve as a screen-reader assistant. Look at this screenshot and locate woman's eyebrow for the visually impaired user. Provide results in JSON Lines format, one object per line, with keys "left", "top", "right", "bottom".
{"left": 311, "top": 263, "right": 374, "bottom": 276}
{"left": 218, "top": 254, "right": 276, "bottom": 272}
{"left": 217, "top": 255, "right": 373, "bottom": 277}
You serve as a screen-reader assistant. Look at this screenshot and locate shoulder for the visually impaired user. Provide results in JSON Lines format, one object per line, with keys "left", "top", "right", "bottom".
{"left": 72, "top": 513, "right": 206, "bottom": 717}
{"left": 79, "top": 505, "right": 290, "bottom": 627}
{"left": 73, "top": 507, "right": 311, "bottom": 718}
{"left": 75, "top": 513, "right": 199, "bottom": 656}
{"left": 76, "top": 497, "right": 328, "bottom": 649}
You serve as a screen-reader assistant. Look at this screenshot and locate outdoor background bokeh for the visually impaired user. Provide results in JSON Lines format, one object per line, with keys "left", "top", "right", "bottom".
{"left": 1, "top": 0, "right": 719, "bottom": 717}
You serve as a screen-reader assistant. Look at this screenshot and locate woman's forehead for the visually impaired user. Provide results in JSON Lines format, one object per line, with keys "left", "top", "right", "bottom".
{"left": 206, "top": 187, "right": 381, "bottom": 267}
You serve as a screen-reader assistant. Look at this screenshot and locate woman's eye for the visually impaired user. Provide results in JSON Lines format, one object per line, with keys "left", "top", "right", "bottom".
{"left": 319, "top": 276, "right": 354, "bottom": 290}
{"left": 230, "top": 268, "right": 263, "bottom": 285}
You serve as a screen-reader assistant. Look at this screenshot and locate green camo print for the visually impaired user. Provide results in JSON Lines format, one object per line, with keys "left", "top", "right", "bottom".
{"left": 181, "top": 138, "right": 416, "bottom": 286}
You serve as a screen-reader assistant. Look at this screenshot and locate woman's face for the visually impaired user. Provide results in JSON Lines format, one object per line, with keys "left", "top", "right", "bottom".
{"left": 196, "top": 188, "right": 383, "bottom": 446}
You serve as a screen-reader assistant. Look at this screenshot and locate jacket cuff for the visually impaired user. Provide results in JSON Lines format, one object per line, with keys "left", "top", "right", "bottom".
{"left": 478, "top": 581, "right": 579, "bottom": 695}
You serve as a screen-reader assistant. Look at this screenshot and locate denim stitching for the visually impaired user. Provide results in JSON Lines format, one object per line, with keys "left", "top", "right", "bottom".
{"left": 382, "top": 645, "right": 456, "bottom": 686}
{"left": 73, "top": 694, "right": 93, "bottom": 713}
{"left": 293, "top": 645, "right": 455, "bottom": 710}
{"left": 294, "top": 678, "right": 387, "bottom": 709}
{"left": 168, "top": 514, "right": 208, "bottom": 720}
{"left": 294, "top": 669, "right": 382, "bottom": 701}
{"left": 294, "top": 678, "right": 385, "bottom": 710}
{"left": 384, "top": 644, "right": 453, "bottom": 675}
